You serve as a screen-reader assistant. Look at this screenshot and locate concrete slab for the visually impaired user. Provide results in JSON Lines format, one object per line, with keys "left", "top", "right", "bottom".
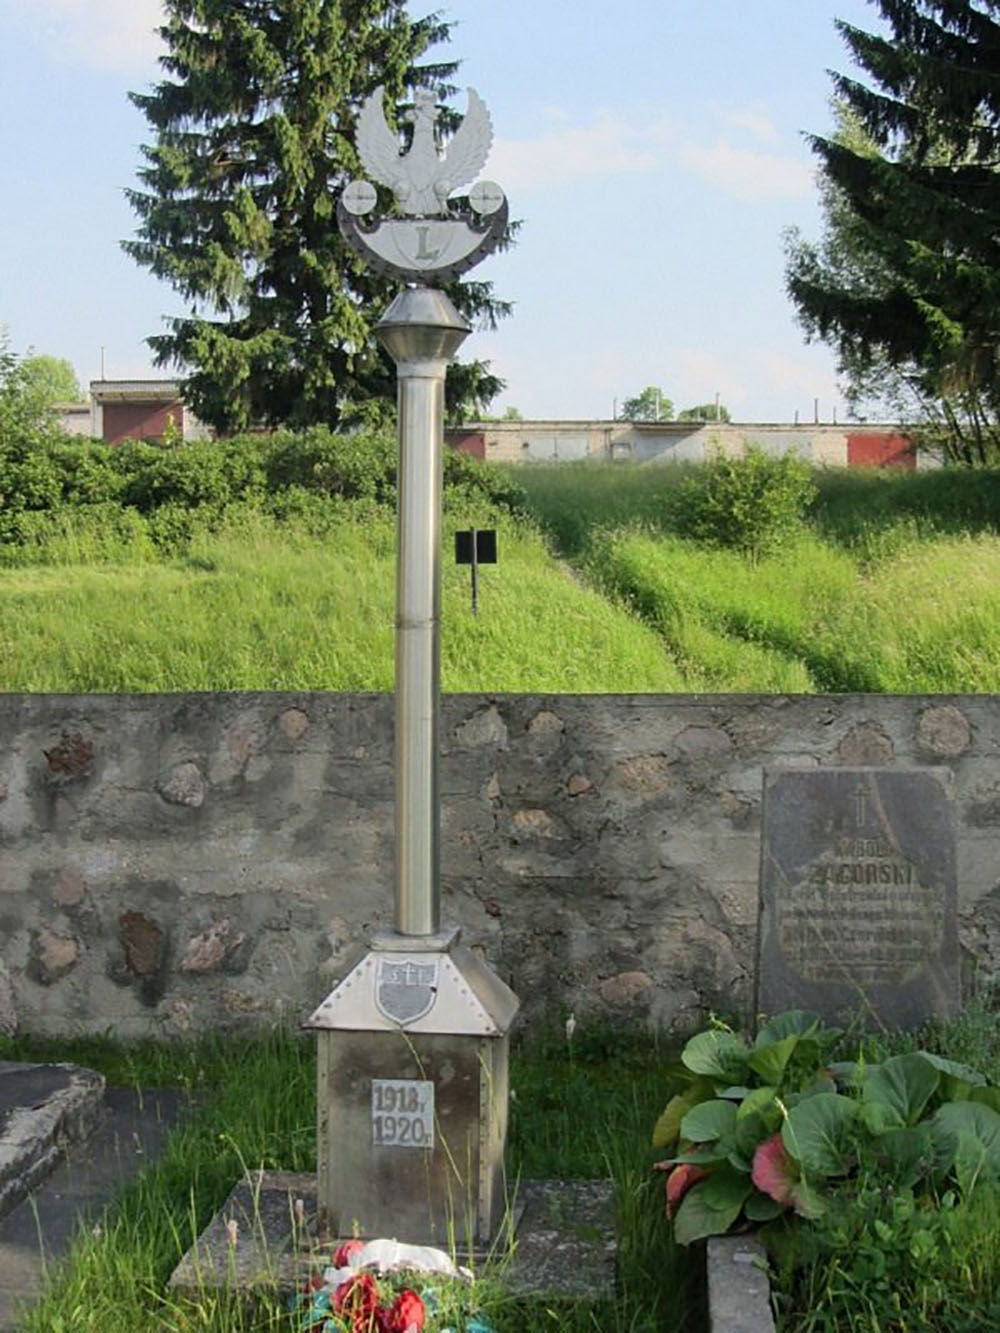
{"left": 706, "top": 1235, "right": 775, "bottom": 1333}
{"left": 169, "top": 1171, "right": 616, "bottom": 1308}
{"left": 0, "top": 1062, "right": 106, "bottom": 1222}
{"left": 0, "top": 1085, "right": 187, "bottom": 1332}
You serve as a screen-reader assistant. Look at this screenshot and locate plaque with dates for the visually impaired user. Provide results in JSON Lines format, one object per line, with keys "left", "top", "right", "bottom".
{"left": 371, "top": 1079, "right": 435, "bottom": 1150}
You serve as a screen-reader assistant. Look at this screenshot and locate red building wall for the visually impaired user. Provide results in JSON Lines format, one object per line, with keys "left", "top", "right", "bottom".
{"left": 847, "top": 432, "right": 915, "bottom": 469}
{"left": 102, "top": 401, "right": 184, "bottom": 446}
{"left": 445, "top": 429, "right": 486, "bottom": 460}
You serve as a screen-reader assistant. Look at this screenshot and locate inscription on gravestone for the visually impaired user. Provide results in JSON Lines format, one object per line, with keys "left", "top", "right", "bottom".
{"left": 756, "top": 768, "right": 960, "bottom": 1028}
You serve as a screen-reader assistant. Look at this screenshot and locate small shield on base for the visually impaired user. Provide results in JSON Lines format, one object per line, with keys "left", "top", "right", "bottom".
{"left": 374, "top": 957, "right": 439, "bottom": 1025}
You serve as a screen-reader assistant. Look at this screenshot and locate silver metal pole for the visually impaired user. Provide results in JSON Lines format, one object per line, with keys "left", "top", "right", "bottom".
{"left": 375, "top": 287, "right": 470, "bottom": 937}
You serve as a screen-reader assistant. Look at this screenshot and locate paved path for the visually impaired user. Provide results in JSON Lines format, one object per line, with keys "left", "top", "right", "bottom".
{"left": 0, "top": 1083, "right": 186, "bottom": 1331}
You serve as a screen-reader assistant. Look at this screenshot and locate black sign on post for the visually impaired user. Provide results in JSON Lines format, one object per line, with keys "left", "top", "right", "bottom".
{"left": 454, "top": 527, "right": 497, "bottom": 615}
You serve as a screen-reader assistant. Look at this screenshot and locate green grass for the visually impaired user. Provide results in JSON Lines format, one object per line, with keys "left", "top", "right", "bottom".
{"left": 0, "top": 1022, "right": 693, "bottom": 1333}
{"left": 0, "top": 507, "right": 682, "bottom": 693}
{"left": 509, "top": 461, "right": 1000, "bottom": 693}
{"left": 5, "top": 460, "right": 1000, "bottom": 693}
{"left": 767, "top": 1001, "right": 1000, "bottom": 1332}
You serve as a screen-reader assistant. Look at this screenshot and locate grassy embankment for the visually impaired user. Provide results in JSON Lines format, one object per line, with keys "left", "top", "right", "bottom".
{"left": 3, "top": 439, "right": 1000, "bottom": 692}
{"left": 513, "top": 462, "right": 1000, "bottom": 692}
{"left": 0, "top": 506, "right": 682, "bottom": 693}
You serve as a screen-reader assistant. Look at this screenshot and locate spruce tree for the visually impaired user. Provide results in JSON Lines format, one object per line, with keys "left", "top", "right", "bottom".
{"left": 124, "top": 1, "right": 512, "bottom": 434}
{"left": 785, "top": 0, "right": 1000, "bottom": 463}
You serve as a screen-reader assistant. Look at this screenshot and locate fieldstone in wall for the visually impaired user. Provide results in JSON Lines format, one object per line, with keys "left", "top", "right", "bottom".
{"left": 527, "top": 710, "right": 564, "bottom": 735}
{"left": 598, "top": 970, "right": 653, "bottom": 1006}
{"left": 613, "top": 754, "right": 672, "bottom": 798}
{"left": 119, "top": 911, "right": 166, "bottom": 977}
{"left": 157, "top": 762, "right": 206, "bottom": 809}
{"left": 484, "top": 773, "right": 502, "bottom": 801}
{"left": 43, "top": 731, "right": 94, "bottom": 785}
{"left": 279, "top": 707, "right": 310, "bottom": 742}
{"left": 28, "top": 927, "right": 80, "bottom": 985}
{"left": 0, "top": 961, "right": 16, "bottom": 1035}
{"left": 511, "top": 808, "right": 557, "bottom": 839}
{"left": 52, "top": 866, "right": 87, "bottom": 908}
{"left": 180, "top": 919, "right": 248, "bottom": 974}
{"left": 454, "top": 706, "right": 508, "bottom": 750}
{"left": 566, "top": 772, "right": 593, "bottom": 796}
{"left": 918, "top": 705, "right": 972, "bottom": 759}
{"left": 674, "top": 726, "right": 734, "bottom": 763}
{"left": 836, "top": 721, "right": 894, "bottom": 766}
{"left": 968, "top": 785, "right": 1000, "bottom": 828}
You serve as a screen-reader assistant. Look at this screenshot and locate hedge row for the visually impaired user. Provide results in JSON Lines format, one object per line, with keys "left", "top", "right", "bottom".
{"left": 0, "top": 426, "right": 526, "bottom": 545}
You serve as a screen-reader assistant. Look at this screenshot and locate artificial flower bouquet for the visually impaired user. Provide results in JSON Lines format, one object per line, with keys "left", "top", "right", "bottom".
{"left": 292, "top": 1237, "right": 496, "bottom": 1333}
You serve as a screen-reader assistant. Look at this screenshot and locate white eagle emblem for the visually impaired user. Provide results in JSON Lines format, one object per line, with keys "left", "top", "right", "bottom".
{"left": 357, "top": 86, "right": 493, "bottom": 217}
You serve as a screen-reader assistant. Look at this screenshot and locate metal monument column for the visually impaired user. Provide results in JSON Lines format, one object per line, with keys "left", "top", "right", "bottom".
{"left": 306, "top": 86, "right": 518, "bottom": 1247}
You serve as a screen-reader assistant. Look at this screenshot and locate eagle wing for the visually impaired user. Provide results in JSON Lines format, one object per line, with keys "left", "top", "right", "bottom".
{"left": 356, "top": 86, "right": 403, "bottom": 187}
{"left": 442, "top": 88, "right": 493, "bottom": 190}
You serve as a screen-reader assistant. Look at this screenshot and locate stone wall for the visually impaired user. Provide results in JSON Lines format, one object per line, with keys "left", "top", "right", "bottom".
{"left": 0, "top": 693, "right": 997, "bottom": 1039}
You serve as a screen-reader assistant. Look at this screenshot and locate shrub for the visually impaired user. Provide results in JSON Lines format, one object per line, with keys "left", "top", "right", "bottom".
{"left": 676, "top": 445, "right": 817, "bottom": 561}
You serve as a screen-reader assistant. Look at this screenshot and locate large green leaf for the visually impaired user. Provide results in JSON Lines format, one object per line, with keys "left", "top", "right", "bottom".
{"left": 744, "top": 1191, "right": 787, "bottom": 1222}
{"left": 858, "top": 1100, "right": 906, "bottom": 1135}
{"left": 874, "top": 1125, "right": 934, "bottom": 1188}
{"left": 932, "top": 1101, "right": 1000, "bottom": 1189}
{"left": 681, "top": 1099, "right": 739, "bottom": 1144}
{"left": 748, "top": 1034, "right": 800, "bottom": 1084}
{"left": 672, "top": 1179, "right": 745, "bottom": 1245}
{"left": 681, "top": 1030, "right": 750, "bottom": 1082}
{"left": 653, "top": 1079, "right": 714, "bottom": 1149}
{"left": 862, "top": 1053, "right": 940, "bottom": 1127}
{"left": 738, "top": 1086, "right": 778, "bottom": 1121}
{"left": 967, "top": 1086, "right": 1000, "bottom": 1115}
{"left": 919, "top": 1052, "right": 986, "bottom": 1087}
{"left": 700, "top": 1163, "right": 754, "bottom": 1213}
{"left": 782, "top": 1094, "right": 857, "bottom": 1176}
{"left": 754, "top": 1010, "right": 822, "bottom": 1047}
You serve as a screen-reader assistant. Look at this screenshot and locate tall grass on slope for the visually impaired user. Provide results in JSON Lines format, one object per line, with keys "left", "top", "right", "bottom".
{"left": 587, "top": 526, "right": 1000, "bottom": 693}
{"left": 0, "top": 507, "right": 683, "bottom": 693}
{"left": 585, "top": 528, "right": 827, "bottom": 692}
{"left": 506, "top": 461, "right": 699, "bottom": 556}
{"left": 810, "top": 465, "right": 1000, "bottom": 547}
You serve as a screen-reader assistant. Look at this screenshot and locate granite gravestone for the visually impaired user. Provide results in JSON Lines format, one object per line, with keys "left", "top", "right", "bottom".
{"left": 756, "top": 768, "right": 960, "bottom": 1028}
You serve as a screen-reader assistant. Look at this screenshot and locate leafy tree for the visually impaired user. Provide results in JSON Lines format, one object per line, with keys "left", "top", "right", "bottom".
{"left": 124, "top": 0, "right": 513, "bottom": 435}
{"left": 0, "top": 332, "right": 73, "bottom": 444}
{"left": 22, "top": 355, "right": 82, "bottom": 407}
{"left": 620, "top": 386, "right": 674, "bottom": 422}
{"left": 677, "top": 402, "right": 731, "bottom": 422}
{"left": 785, "top": 0, "right": 1000, "bottom": 464}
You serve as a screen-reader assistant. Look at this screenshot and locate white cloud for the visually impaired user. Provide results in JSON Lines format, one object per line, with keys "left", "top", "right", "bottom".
{"left": 675, "top": 138, "right": 812, "bottom": 202}
{"left": 487, "top": 109, "right": 665, "bottom": 190}
{"left": 487, "top": 104, "right": 810, "bottom": 204}
{"left": 11, "top": 0, "right": 164, "bottom": 74}
{"left": 716, "top": 103, "right": 779, "bottom": 144}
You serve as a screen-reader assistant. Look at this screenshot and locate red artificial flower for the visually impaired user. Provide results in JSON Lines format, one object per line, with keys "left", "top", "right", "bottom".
{"left": 334, "top": 1272, "right": 380, "bottom": 1322}
{"left": 384, "top": 1288, "right": 426, "bottom": 1332}
{"left": 665, "top": 1164, "right": 708, "bottom": 1218}
{"left": 333, "top": 1238, "right": 365, "bottom": 1268}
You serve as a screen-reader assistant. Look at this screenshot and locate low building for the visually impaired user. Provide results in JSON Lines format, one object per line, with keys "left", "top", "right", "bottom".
{"left": 88, "top": 380, "right": 211, "bottom": 446}
{"left": 447, "top": 420, "right": 933, "bottom": 469}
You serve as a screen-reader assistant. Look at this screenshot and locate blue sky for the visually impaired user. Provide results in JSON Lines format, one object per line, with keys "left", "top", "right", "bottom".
{"left": 0, "top": 0, "right": 882, "bottom": 422}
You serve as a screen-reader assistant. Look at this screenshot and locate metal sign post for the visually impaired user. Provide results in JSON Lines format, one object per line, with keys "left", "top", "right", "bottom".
{"left": 307, "top": 86, "right": 518, "bottom": 1249}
